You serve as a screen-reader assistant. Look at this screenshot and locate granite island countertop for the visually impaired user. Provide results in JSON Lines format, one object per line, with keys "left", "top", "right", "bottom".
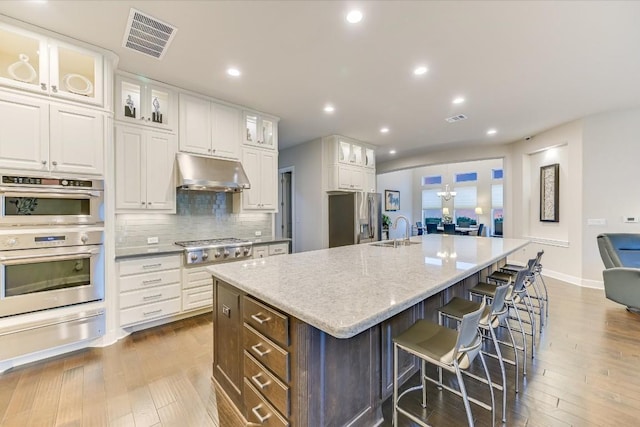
{"left": 207, "top": 234, "right": 529, "bottom": 339}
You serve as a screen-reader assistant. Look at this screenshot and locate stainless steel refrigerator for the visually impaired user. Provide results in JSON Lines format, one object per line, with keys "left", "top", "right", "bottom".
{"left": 328, "top": 192, "right": 382, "bottom": 248}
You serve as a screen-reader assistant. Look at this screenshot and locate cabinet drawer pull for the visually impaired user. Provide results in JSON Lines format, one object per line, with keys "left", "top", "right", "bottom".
{"left": 142, "top": 278, "right": 163, "bottom": 285}
{"left": 251, "top": 343, "right": 271, "bottom": 357}
{"left": 142, "top": 263, "right": 162, "bottom": 269}
{"left": 251, "top": 405, "right": 271, "bottom": 423}
{"left": 142, "top": 293, "right": 163, "bottom": 301}
{"left": 143, "top": 309, "right": 162, "bottom": 316}
{"left": 251, "top": 373, "right": 271, "bottom": 390}
{"left": 251, "top": 313, "right": 271, "bottom": 324}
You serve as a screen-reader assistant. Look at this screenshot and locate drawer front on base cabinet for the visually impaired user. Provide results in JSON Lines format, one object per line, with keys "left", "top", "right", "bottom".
{"left": 119, "top": 255, "right": 180, "bottom": 276}
{"left": 244, "top": 296, "right": 289, "bottom": 346}
{"left": 182, "top": 286, "right": 213, "bottom": 311}
{"left": 183, "top": 267, "right": 212, "bottom": 290}
{"left": 244, "top": 351, "right": 290, "bottom": 417}
{"left": 120, "top": 283, "right": 181, "bottom": 309}
{"left": 268, "top": 243, "right": 288, "bottom": 256}
{"left": 244, "top": 324, "right": 289, "bottom": 382}
{"left": 244, "top": 379, "right": 289, "bottom": 427}
{"left": 119, "top": 269, "right": 181, "bottom": 292}
{"left": 120, "top": 298, "right": 181, "bottom": 326}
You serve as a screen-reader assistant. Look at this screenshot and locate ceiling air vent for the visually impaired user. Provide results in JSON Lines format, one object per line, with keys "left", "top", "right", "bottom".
{"left": 445, "top": 114, "right": 468, "bottom": 123}
{"left": 122, "top": 8, "right": 178, "bottom": 60}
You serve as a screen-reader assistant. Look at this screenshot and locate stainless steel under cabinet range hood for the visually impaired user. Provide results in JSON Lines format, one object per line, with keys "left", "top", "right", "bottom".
{"left": 176, "top": 152, "right": 251, "bottom": 192}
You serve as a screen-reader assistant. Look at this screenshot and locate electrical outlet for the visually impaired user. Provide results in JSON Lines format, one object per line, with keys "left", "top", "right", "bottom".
{"left": 255, "top": 231, "right": 262, "bottom": 236}
{"left": 147, "top": 236, "right": 159, "bottom": 244}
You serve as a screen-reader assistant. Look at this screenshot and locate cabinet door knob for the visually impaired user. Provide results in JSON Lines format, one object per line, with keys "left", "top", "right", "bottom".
{"left": 141, "top": 201, "right": 146, "bottom": 205}
{"left": 148, "top": 202, "right": 152, "bottom": 205}
{"left": 208, "top": 148, "right": 211, "bottom": 152}
{"left": 212, "top": 149, "right": 216, "bottom": 153}
{"left": 41, "top": 160, "right": 47, "bottom": 165}
{"left": 51, "top": 85, "right": 58, "bottom": 93}
{"left": 52, "top": 161, "right": 58, "bottom": 166}
{"left": 40, "top": 83, "right": 47, "bottom": 90}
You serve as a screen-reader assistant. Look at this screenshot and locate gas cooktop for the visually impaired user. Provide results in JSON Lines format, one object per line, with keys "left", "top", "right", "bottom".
{"left": 174, "top": 237, "right": 252, "bottom": 265}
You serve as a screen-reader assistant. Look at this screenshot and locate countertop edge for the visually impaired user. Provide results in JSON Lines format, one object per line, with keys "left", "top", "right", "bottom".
{"left": 115, "top": 245, "right": 183, "bottom": 260}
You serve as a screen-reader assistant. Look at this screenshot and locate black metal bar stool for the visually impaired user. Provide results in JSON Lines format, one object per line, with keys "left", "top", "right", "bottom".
{"left": 392, "top": 301, "right": 494, "bottom": 427}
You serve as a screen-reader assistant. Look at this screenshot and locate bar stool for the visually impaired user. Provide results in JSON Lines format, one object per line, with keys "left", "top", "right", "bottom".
{"left": 393, "top": 301, "right": 494, "bottom": 427}
{"left": 468, "top": 269, "right": 531, "bottom": 376}
{"left": 438, "top": 282, "right": 515, "bottom": 423}
{"left": 501, "top": 250, "right": 549, "bottom": 322}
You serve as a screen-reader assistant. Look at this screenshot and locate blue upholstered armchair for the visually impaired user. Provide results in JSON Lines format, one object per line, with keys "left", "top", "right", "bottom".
{"left": 597, "top": 233, "right": 640, "bottom": 312}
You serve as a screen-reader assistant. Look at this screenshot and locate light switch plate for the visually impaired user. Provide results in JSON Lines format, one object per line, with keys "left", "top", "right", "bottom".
{"left": 147, "top": 236, "right": 159, "bottom": 244}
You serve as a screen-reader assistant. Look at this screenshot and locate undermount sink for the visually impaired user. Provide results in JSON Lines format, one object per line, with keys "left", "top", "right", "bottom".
{"left": 371, "top": 240, "right": 421, "bottom": 248}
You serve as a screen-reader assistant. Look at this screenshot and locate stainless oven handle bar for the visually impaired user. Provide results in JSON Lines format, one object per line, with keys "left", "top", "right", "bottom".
{"left": 0, "top": 250, "right": 100, "bottom": 264}
{"left": 0, "top": 188, "right": 102, "bottom": 198}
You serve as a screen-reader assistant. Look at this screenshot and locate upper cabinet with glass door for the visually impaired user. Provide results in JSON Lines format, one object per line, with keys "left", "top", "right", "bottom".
{"left": 0, "top": 22, "right": 104, "bottom": 106}
{"left": 243, "top": 111, "right": 278, "bottom": 150}
{"left": 115, "top": 73, "right": 175, "bottom": 130}
{"left": 337, "top": 140, "right": 364, "bottom": 166}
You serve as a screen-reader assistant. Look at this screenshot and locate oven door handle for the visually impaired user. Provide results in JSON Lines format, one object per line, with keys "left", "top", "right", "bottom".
{"left": 0, "top": 249, "right": 99, "bottom": 264}
{"left": 0, "top": 188, "right": 102, "bottom": 198}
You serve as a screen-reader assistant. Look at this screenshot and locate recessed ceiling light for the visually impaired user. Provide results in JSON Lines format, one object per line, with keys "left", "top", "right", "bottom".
{"left": 487, "top": 129, "right": 497, "bottom": 135}
{"left": 346, "top": 10, "right": 363, "bottom": 23}
{"left": 413, "top": 66, "right": 428, "bottom": 76}
{"left": 389, "top": 149, "right": 396, "bottom": 155}
{"left": 453, "top": 97, "right": 465, "bottom": 104}
{"left": 227, "top": 68, "right": 241, "bottom": 77}
{"left": 380, "top": 127, "right": 389, "bottom": 133}
{"left": 324, "top": 105, "right": 335, "bottom": 113}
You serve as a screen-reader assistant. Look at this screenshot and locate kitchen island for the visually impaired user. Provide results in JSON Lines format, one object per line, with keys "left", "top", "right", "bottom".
{"left": 207, "top": 234, "right": 529, "bottom": 426}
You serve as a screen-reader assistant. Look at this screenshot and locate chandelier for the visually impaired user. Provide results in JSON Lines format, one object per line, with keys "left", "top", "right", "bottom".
{"left": 437, "top": 184, "right": 457, "bottom": 201}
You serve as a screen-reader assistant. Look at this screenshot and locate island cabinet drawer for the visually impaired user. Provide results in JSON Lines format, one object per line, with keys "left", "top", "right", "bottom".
{"left": 244, "top": 351, "right": 290, "bottom": 417}
{"left": 120, "top": 269, "right": 181, "bottom": 292}
{"left": 244, "top": 324, "right": 289, "bottom": 382}
{"left": 244, "top": 296, "right": 289, "bottom": 347}
{"left": 120, "top": 297, "right": 181, "bottom": 326}
{"left": 244, "top": 378, "right": 289, "bottom": 427}
{"left": 120, "top": 283, "right": 181, "bottom": 309}
{"left": 119, "top": 255, "right": 181, "bottom": 276}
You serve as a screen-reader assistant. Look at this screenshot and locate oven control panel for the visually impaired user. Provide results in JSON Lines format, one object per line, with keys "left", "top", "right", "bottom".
{"left": 0, "top": 231, "right": 103, "bottom": 250}
{"left": 1, "top": 175, "right": 99, "bottom": 188}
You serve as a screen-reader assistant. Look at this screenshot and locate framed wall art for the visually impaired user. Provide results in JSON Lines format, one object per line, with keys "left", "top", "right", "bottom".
{"left": 385, "top": 190, "right": 400, "bottom": 211}
{"left": 540, "top": 163, "right": 559, "bottom": 222}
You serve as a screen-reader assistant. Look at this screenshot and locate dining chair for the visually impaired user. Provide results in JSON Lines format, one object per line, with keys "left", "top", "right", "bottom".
{"left": 426, "top": 223, "right": 438, "bottom": 234}
{"left": 443, "top": 223, "right": 456, "bottom": 235}
{"left": 416, "top": 221, "right": 423, "bottom": 235}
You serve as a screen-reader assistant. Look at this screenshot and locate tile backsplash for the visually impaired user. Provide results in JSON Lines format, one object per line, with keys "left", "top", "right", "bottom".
{"left": 115, "top": 191, "right": 272, "bottom": 247}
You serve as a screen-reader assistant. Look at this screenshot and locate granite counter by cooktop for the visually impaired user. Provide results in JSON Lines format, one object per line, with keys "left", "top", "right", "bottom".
{"left": 207, "top": 235, "right": 529, "bottom": 339}
{"left": 115, "top": 244, "right": 183, "bottom": 260}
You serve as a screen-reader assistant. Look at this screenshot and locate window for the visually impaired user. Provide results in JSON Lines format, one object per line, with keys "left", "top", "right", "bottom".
{"left": 455, "top": 172, "right": 477, "bottom": 183}
{"left": 422, "top": 175, "right": 442, "bottom": 185}
{"left": 492, "top": 169, "right": 503, "bottom": 180}
{"left": 422, "top": 189, "right": 441, "bottom": 224}
{"left": 453, "top": 186, "right": 478, "bottom": 223}
{"left": 492, "top": 184, "right": 504, "bottom": 235}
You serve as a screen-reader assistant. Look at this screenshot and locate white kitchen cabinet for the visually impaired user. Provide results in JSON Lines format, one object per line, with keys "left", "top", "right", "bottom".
{"left": 179, "top": 93, "right": 240, "bottom": 159}
{"left": 0, "top": 91, "right": 104, "bottom": 175}
{"left": 118, "top": 255, "right": 182, "bottom": 327}
{"left": 364, "top": 147, "right": 375, "bottom": 169}
{"left": 0, "top": 22, "right": 104, "bottom": 106}
{"left": 337, "top": 140, "right": 363, "bottom": 166}
{"left": 181, "top": 266, "right": 213, "bottom": 312}
{"left": 252, "top": 242, "right": 289, "bottom": 259}
{"left": 330, "top": 164, "right": 364, "bottom": 191}
{"left": 116, "top": 73, "right": 175, "bottom": 130}
{"left": 115, "top": 125, "right": 176, "bottom": 212}
{"left": 243, "top": 111, "right": 277, "bottom": 150}
{"left": 364, "top": 169, "right": 376, "bottom": 193}
{"left": 241, "top": 146, "right": 278, "bottom": 211}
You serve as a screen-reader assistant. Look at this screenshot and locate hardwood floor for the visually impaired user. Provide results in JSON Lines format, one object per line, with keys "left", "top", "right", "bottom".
{"left": 1, "top": 277, "right": 639, "bottom": 426}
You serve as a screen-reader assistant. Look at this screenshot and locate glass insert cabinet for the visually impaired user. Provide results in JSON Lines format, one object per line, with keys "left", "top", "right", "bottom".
{"left": 115, "top": 73, "right": 174, "bottom": 130}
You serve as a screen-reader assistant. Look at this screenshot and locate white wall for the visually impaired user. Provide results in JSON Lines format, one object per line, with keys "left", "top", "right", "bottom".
{"left": 279, "top": 139, "right": 324, "bottom": 253}
{"left": 376, "top": 169, "right": 414, "bottom": 240}
{"left": 582, "top": 108, "right": 640, "bottom": 284}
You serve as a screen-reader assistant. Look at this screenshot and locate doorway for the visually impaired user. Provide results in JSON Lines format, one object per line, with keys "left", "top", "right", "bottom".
{"left": 277, "top": 167, "right": 294, "bottom": 252}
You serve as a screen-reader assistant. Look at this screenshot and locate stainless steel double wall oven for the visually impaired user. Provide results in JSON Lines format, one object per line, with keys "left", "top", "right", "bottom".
{"left": 0, "top": 174, "right": 104, "bottom": 318}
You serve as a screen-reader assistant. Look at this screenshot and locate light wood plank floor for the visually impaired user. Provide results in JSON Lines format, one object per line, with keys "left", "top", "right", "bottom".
{"left": 1, "top": 276, "right": 639, "bottom": 426}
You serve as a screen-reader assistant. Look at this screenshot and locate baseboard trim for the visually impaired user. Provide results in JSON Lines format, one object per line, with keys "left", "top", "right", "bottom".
{"left": 542, "top": 269, "right": 604, "bottom": 289}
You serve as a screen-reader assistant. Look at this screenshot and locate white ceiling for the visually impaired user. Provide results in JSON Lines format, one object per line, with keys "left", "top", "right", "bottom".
{"left": 1, "top": 1, "right": 640, "bottom": 163}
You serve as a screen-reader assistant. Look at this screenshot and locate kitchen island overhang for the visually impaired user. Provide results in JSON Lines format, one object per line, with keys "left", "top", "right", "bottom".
{"left": 207, "top": 235, "right": 530, "bottom": 426}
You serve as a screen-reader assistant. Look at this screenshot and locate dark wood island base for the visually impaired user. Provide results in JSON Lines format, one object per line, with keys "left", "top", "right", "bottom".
{"left": 211, "top": 260, "right": 503, "bottom": 427}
